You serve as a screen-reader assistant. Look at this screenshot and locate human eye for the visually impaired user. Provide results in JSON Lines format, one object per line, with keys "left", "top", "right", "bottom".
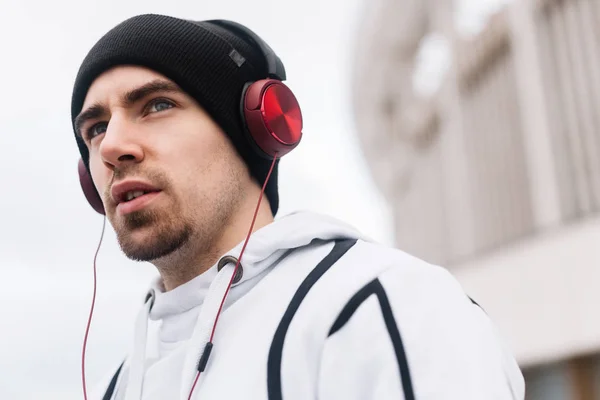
{"left": 146, "top": 98, "right": 175, "bottom": 114}
{"left": 85, "top": 122, "right": 108, "bottom": 141}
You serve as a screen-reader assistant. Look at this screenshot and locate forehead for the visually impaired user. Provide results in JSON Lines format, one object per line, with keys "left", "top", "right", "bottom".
{"left": 82, "top": 65, "right": 173, "bottom": 109}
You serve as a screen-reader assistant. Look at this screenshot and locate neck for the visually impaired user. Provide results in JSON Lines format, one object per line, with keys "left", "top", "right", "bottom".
{"left": 154, "top": 187, "right": 274, "bottom": 291}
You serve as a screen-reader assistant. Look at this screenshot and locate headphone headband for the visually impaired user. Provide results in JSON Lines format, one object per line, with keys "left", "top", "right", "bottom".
{"left": 206, "top": 19, "right": 286, "bottom": 81}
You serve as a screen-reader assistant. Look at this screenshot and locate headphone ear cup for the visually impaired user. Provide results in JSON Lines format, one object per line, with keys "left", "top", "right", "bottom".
{"left": 242, "top": 79, "right": 302, "bottom": 159}
{"left": 78, "top": 158, "right": 106, "bottom": 215}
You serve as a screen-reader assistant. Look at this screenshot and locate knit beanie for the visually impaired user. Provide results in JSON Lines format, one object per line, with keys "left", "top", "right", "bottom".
{"left": 71, "top": 14, "right": 282, "bottom": 214}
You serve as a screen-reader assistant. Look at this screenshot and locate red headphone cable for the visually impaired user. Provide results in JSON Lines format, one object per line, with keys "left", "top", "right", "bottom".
{"left": 187, "top": 153, "right": 278, "bottom": 399}
{"left": 81, "top": 214, "right": 107, "bottom": 400}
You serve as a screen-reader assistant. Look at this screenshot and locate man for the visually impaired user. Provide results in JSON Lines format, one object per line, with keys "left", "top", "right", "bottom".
{"left": 71, "top": 13, "right": 525, "bottom": 400}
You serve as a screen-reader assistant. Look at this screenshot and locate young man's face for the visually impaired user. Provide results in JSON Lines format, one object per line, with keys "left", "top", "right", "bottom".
{"left": 76, "top": 65, "right": 246, "bottom": 262}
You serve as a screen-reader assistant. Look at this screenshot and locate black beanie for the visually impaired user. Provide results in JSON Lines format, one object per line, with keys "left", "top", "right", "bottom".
{"left": 71, "top": 14, "right": 281, "bottom": 215}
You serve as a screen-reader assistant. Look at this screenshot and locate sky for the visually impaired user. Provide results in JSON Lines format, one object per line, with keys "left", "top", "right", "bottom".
{"left": 0, "top": 0, "right": 508, "bottom": 398}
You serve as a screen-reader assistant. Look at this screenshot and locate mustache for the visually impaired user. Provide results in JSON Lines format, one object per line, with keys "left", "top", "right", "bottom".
{"left": 102, "top": 166, "right": 170, "bottom": 200}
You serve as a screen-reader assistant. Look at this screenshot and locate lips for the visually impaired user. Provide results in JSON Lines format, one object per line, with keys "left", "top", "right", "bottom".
{"left": 111, "top": 180, "right": 161, "bottom": 206}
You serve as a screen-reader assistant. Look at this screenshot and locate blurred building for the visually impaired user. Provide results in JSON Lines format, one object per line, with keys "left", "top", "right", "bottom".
{"left": 351, "top": 0, "right": 600, "bottom": 398}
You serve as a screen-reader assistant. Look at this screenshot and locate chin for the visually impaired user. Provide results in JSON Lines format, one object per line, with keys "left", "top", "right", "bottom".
{"left": 115, "top": 216, "right": 193, "bottom": 262}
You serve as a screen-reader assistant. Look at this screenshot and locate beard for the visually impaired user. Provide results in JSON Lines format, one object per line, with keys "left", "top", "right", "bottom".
{"left": 113, "top": 206, "right": 193, "bottom": 261}
{"left": 104, "top": 167, "right": 193, "bottom": 262}
{"left": 104, "top": 158, "right": 244, "bottom": 266}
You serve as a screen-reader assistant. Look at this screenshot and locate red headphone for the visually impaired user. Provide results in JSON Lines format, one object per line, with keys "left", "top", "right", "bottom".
{"left": 77, "top": 19, "right": 303, "bottom": 215}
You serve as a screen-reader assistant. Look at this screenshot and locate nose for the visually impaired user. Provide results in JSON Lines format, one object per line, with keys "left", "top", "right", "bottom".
{"left": 99, "top": 116, "right": 144, "bottom": 170}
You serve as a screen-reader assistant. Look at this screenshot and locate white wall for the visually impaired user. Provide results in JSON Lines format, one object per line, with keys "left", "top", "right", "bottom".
{"left": 452, "top": 215, "right": 600, "bottom": 367}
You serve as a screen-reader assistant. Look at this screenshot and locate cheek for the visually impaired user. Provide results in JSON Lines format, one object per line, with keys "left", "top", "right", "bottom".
{"left": 88, "top": 155, "right": 111, "bottom": 196}
{"left": 173, "top": 142, "right": 230, "bottom": 199}
{"left": 171, "top": 125, "right": 227, "bottom": 173}
{"left": 158, "top": 117, "right": 236, "bottom": 195}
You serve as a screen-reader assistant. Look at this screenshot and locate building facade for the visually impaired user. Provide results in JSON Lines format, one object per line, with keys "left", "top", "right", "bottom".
{"left": 351, "top": 0, "right": 600, "bottom": 398}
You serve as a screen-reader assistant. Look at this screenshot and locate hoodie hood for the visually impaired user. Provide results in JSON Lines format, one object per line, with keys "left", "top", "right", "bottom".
{"left": 208, "top": 209, "right": 370, "bottom": 287}
{"left": 217, "top": 209, "right": 369, "bottom": 270}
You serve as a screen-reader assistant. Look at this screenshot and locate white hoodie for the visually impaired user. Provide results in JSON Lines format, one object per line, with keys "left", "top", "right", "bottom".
{"left": 92, "top": 210, "right": 525, "bottom": 400}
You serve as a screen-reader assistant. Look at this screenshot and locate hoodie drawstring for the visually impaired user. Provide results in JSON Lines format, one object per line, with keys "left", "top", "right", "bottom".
{"left": 123, "top": 290, "right": 155, "bottom": 400}
{"left": 179, "top": 259, "right": 240, "bottom": 400}
{"left": 122, "top": 260, "right": 240, "bottom": 400}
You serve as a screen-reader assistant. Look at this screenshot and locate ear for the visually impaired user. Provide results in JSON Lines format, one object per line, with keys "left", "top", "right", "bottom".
{"left": 78, "top": 158, "right": 106, "bottom": 215}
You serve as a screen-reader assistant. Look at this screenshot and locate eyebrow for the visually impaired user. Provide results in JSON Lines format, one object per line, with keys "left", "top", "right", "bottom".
{"left": 74, "top": 79, "right": 183, "bottom": 137}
